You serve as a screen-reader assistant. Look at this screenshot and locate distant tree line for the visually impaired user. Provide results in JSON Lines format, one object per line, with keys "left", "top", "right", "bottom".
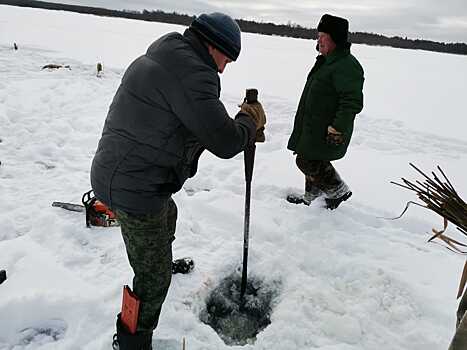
{"left": 2, "top": 0, "right": 467, "bottom": 55}
{"left": 350, "top": 32, "right": 467, "bottom": 55}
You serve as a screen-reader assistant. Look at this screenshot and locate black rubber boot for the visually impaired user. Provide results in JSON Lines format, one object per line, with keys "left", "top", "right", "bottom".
{"left": 112, "top": 315, "right": 153, "bottom": 350}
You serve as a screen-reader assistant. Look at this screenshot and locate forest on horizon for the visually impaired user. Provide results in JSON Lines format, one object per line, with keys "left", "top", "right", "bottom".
{"left": 2, "top": 0, "right": 467, "bottom": 56}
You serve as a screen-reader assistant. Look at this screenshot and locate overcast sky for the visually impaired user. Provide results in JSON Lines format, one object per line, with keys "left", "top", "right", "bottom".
{"left": 46, "top": 0, "right": 467, "bottom": 43}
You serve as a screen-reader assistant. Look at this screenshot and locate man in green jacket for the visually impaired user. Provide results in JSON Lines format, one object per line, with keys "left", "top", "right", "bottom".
{"left": 287, "top": 14, "right": 364, "bottom": 210}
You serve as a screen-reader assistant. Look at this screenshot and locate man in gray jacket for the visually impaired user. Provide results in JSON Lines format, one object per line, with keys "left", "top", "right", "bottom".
{"left": 90, "top": 12, "right": 266, "bottom": 350}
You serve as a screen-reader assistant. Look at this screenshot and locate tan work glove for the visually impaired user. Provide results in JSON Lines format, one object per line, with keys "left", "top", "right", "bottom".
{"left": 326, "top": 125, "right": 345, "bottom": 146}
{"left": 239, "top": 101, "right": 267, "bottom": 142}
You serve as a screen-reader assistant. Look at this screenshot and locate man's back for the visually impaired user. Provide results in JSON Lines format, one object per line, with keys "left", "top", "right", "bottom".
{"left": 91, "top": 29, "right": 255, "bottom": 215}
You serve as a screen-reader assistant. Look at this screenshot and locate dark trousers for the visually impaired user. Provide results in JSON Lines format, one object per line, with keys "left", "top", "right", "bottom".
{"left": 295, "top": 156, "right": 346, "bottom": 196}
{"left": 116, "top": 198, "right": 177, "bottom": 333}
{"left": 449, "top": 290, "right": 467, "bottom": 349}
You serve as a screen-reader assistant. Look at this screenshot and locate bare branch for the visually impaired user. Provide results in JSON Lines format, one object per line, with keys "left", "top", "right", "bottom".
{"left": 392, "top": 164, "right": 467, "bottom": 254}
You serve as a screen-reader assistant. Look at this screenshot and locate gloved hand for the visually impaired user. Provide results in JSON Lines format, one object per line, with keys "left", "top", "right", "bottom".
{"left": 326, "top": 125, "right": 345, "bottom": 146}
{"left": 239, "top": 101, "right": 267, "bottom": 142}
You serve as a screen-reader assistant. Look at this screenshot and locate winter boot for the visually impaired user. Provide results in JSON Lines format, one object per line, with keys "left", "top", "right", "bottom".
{"left": 287, "top": 184, "right": 322, "bottom": 206}
{"left": 325, "top": 191, "right": 352, "bottom": 210}
{"left": 324, "top": 181, "right": 352, "bottom": 210}
{"left": 112, "top": 314, "right": 153, "bottom": 350}
{"left": 286, "top": 192, "right": 316, "bottom": 205}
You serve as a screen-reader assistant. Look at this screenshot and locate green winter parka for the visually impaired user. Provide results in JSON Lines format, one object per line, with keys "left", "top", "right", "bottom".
{"left": 287, "top": 45, "right": 364, "bottom": 160}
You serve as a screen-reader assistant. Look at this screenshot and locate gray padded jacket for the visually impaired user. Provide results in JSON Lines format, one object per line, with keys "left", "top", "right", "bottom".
{"left": 90, "top": 29, "right": 255, "bottom": 214}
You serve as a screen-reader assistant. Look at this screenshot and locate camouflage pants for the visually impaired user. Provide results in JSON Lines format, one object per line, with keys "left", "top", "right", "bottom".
{"left": 295, "top": 156, "right": 348, "bottom": 198}
{"left": 116, "top": 198, "right": 177, "bottom": 333}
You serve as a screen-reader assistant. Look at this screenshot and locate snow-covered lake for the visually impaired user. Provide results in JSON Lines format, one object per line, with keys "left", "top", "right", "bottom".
{"left": 0, "top": 5, "right": 466, "bottom": 350}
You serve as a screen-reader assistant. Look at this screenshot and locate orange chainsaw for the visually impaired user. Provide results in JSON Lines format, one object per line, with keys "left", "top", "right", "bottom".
{"left": 52, "top": 191, "right": 194, "bottom": 274}
{"left": 52, "top": 189, "right": 119, "bottom": 227}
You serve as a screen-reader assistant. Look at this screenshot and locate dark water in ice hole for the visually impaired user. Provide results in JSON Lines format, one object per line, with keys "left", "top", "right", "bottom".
{"left": 200, "top": 273, "right": 280, "bottom": 346}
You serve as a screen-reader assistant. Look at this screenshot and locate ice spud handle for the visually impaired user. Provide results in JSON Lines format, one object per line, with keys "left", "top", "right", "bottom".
{"left": 241, "top": 88, "right": 257, "bottom": 300}
{"left": 245, "top": 88, "right": 258, "bottom": 104}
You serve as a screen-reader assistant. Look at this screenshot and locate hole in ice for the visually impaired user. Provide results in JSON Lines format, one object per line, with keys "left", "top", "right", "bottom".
{"left": 200, "top": 272, "right": 279, "bottom": 345}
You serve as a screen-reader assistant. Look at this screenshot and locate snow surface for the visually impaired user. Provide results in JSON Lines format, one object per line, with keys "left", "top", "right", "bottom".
{"left": 1, "top": 5, "right": 467, "bottom": 350}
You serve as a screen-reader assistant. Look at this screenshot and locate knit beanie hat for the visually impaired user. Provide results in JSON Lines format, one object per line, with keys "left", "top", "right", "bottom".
{"left": 190, "top": 12, "right": 241, "bottom": 61}
{"left": 317, "top": 14, "right": 349, "bottom": 45}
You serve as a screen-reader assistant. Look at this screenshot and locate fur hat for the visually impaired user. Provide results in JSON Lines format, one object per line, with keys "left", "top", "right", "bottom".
{"left": 317, "top": 14, "right": 349, "bottom": 45}
{"left": 190, "top": 12, "right": 241, "bottom": 61}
